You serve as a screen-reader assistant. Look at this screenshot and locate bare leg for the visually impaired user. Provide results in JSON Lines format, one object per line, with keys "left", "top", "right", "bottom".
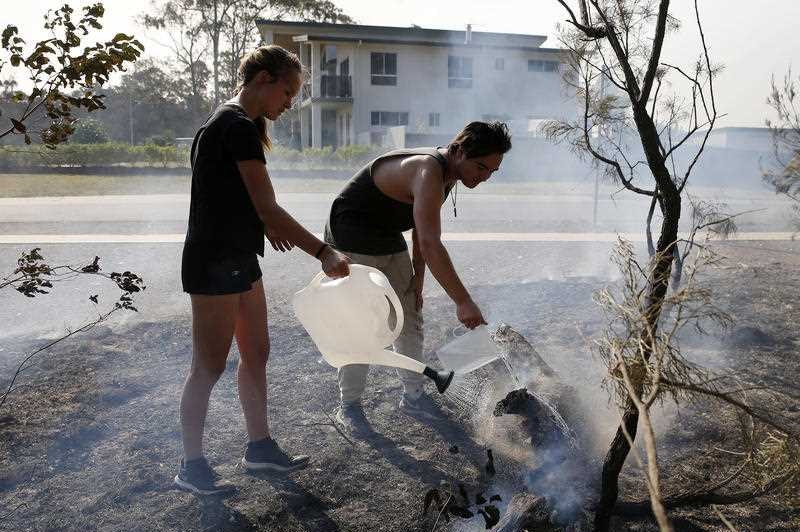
{"left": 235, "top": 279, "right": 270, "bottom": 442}
{"left": 180, "top": 293, "right": 239, "bottom": 461}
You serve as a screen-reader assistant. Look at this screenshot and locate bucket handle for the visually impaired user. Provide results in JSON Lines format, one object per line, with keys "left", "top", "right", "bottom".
{"left": 360, "top": 265, "right": 404, "bottom": 341}
{"left": 311, "top": 266, "right": 404, "bottom": 342}
{"left": 379, "top": 274, "right": 404, "bottom": 341}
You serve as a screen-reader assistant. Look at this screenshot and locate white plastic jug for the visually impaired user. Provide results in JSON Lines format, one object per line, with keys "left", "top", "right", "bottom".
{"left": 293, "top": 264, "right": 454, "bottom": 392}
{"left": 436, "top": 325, "right": 500, "bottom": 374}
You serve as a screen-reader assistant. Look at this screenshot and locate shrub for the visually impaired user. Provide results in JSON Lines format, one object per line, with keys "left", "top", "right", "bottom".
{"left": 70, "top": 119, "right": 110, "bottom": 144}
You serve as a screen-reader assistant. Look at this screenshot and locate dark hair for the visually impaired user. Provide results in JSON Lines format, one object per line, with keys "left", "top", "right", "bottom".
{"left": 237, "top": 45, "right": 303, "bottom": 150}
{"left": 448, "top": 121, "right": 512, "bottom": 159}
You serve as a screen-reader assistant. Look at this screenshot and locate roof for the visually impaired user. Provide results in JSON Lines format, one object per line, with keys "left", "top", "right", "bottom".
{"left": 256, "top": 19, "right": 551, "bottom": 51}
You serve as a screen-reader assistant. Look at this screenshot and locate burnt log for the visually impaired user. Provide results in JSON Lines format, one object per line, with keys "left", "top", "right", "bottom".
{"left": 494, "top": 494, "right": 560, "bottom": 532}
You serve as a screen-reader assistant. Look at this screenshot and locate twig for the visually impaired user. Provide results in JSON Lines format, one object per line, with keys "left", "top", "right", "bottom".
{"left": 712, "top": 505, "right": 739, "bottom": 532}
{"left": 431, "top": 491, "right": 452, "bottom": 532}
{"left": 319, "top": 411, "right": 356, "bottom": 447}
{"left": 0, "top": 309, "right": 120, "bottom": 410}
{"left": 0, "top": 501, "right": 26, "bottom": 520}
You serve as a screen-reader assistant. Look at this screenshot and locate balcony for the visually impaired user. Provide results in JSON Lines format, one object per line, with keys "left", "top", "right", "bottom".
{"left": 320, "top": 75, "right": 352, "bottom": 98}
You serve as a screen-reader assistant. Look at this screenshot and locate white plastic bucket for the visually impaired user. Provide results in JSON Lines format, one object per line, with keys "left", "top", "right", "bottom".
{"left": 292, "top": 264, "right": 426, "bottom": 373}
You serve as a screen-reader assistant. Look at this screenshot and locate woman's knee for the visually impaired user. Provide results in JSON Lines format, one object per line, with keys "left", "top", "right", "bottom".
{"left": 239, "top": 342, "right": 269, "bottom": 369}
{"left": 191, "top": 358, "right": 227, "bottom": 382}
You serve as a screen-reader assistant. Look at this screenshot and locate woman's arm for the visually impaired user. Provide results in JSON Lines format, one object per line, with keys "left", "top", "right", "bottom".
{"left": 411, "top": 166, "right": 485, "bottom": 328}
{"left": 237, "top": 159, "right": 349, "bottom": 277}
{"left": 411, "top": 228, "right": 426, "bottom": 310}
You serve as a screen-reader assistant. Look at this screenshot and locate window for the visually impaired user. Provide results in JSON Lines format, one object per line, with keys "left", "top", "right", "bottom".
{"left": 448, "top": 56, "right": 473, "bottom": 88}
{"left": 371, "top": 111, "right": 409, "bottom": 127}
{"left": 428, "top": 113, "right": 440, "bottom": 127}
{"left": 371, "top": 52, "right": 397, "bottom": 85}
{"left": 320, "top": 45, "right": 337, "bottom": 76}
{"left": 528, "top": 59, "right": 559, "bottom": 73}
{"left": 494, "top": 58, "right": 505, "bottom": 70}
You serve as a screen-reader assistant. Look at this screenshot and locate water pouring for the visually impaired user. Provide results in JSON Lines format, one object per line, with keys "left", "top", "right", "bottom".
{"left": 293, "top": 264, "right": 454, "bottom": 393}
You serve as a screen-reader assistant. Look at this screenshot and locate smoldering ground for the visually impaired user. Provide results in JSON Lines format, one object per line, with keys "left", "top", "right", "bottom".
{"left": 2, "top": 236, "right": 798, "bottom": 531}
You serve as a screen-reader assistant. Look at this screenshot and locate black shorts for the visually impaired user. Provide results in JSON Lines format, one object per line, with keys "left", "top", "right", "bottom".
{"left": 181, "top": 246, "right": 262, "bottom": 295}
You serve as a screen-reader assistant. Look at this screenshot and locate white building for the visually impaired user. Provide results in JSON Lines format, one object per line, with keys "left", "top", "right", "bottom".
{"left": 255, "top": 20, "right": 575, "bottom": 150}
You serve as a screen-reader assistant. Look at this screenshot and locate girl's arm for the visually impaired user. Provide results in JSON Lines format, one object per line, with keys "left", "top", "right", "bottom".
{"left": 237, "top": 159, "right": 350, "bottom": 278}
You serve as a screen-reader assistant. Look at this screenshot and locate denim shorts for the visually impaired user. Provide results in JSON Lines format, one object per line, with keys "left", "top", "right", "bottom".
{"left": 181, "top": 246, "right": 262, "bottom": 295}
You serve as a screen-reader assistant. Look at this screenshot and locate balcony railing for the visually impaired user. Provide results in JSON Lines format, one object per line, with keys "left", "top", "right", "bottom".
{"left": 320, "top": 75, "right": 352, "bottom": 98}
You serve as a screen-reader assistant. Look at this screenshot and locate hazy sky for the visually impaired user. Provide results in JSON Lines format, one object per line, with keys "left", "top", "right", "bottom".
{"left": 9, "top": 0, "right": 800, "bottom": 127}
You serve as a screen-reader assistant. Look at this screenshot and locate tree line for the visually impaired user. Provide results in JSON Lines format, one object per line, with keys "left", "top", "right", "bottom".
{"left": 1, "top": 0, "right": 351, "bottom": 146}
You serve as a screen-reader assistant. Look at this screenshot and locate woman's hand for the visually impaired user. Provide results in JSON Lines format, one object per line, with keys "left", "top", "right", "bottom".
{"left": 320, "top": 246, "right": 350, "bottom": 279}
{"left": 456, "top": 298, "right": 487, "bottom": 329}
{"left": 266, "top": 226, "right": 294, "bottom": 252}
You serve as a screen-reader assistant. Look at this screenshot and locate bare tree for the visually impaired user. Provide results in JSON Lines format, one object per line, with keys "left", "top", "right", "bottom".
{"left": 594, "top": 234, "right": 800, "bottom": 531}
{"left": 545, "top": 0, "right": 721, "bottom": 529}
{"left": 764, "top": 69, "right": 800, "bottom": 232}
{"left": 143, "top": 0, "right": 352, "bottom": 108}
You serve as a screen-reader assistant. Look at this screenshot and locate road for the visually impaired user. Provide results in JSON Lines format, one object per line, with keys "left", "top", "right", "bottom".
{"left": 0, "top": 190, "right": 796, "bottom": 341}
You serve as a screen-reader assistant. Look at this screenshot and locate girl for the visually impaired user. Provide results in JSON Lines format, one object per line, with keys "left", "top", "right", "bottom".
{"left": 176, "top": 45, "right": 350, "bottom": 495}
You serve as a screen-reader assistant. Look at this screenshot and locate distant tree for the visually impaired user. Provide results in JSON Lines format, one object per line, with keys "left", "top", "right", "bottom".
{"left": 146, "top": 129, "right": 177, "bottom": 146}
{"left": 143, "top": 0, "right": 352, "bottom": 108}
{"left": 764, "top": 69, "right": 800, "bottom": 231}
{"left": 89, "top": 57, "right": 202, "bottom": 142}
{"left": 0, "top": 3, "right": 143, "bottom": 147}
{"left": 71, "top": 118, "right": 109, "bottom": 144}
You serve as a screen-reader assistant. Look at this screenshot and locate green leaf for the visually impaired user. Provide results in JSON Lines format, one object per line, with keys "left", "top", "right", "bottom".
{"left": 2, "top": 25, "right": 18, "bottom": 48}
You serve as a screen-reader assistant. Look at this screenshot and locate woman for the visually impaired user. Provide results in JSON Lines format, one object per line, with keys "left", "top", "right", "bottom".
{"left": 176, "top": 45, "right": 350, "bottom": 495}
{"left": 324, "top": 121, "right": 511, "bottom": 433}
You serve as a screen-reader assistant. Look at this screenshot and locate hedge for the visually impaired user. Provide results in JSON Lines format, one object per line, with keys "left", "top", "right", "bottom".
{"left": 0, "top": 143, "right": 385, "bottom": 171}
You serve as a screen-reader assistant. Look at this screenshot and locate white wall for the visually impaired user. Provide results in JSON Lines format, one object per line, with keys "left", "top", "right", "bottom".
{"left": 349, "top": 43, "right": 577, "bottom": 136}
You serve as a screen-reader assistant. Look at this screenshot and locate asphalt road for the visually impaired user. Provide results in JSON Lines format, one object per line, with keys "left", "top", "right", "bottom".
{"left": 0, "top": 188, "right": 796, "bottom": 341}
{"left": 0, "top": 186, "right": 795, "bottom": 237}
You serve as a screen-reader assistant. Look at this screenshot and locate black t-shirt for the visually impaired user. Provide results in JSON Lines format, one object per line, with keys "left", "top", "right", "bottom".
{"left": 184, "top": 102, "right": 266, "bottom": 257}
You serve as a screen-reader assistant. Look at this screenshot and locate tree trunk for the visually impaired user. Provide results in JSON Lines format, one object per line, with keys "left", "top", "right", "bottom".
{"left": 594, "top": 102, "right": 682, "bottom": 532}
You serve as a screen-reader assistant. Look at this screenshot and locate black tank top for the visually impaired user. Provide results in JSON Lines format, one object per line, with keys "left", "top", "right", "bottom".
{"left": 324, "top": 147, "right": 449, "bottom": 255}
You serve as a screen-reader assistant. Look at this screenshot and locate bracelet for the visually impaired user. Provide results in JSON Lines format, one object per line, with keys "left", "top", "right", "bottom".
{"left": 314, "top": 243, "right": 328, "bottom": 259}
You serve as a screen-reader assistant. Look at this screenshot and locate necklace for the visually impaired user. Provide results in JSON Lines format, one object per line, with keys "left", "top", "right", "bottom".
{"left": 451, "top": 181, "right": 458, "bottom": 218}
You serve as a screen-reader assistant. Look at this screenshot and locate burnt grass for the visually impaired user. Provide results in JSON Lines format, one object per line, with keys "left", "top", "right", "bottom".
{"left": 1, "top": 241, "right": 799, "bottom": 531}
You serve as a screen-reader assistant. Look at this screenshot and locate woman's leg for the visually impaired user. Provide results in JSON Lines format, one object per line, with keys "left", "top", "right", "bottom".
{"left": 234, "top": 279, "right": 270, "bottom": 442}
{"left": 180, "top": 293, "right": 240, "bottom": 461}
{"left": 385, "top": 252, "right": 426, "bottom": 398}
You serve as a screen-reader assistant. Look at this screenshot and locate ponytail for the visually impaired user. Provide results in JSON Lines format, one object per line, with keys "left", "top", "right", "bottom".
{"left": 237, "top": 45, "right": 303, "bottom": 150}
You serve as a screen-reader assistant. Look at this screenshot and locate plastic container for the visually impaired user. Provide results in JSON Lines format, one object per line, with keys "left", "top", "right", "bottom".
{"left": 293, "top": 264, "right": 421, "bottom": 372}
{"left": 436, "top": 325, "right": 500, "bottom": 374}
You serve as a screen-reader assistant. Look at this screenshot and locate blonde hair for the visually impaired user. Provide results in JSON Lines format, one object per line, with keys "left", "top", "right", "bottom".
{"left": 237, "top": 45, "right": 303, "bottom": 150}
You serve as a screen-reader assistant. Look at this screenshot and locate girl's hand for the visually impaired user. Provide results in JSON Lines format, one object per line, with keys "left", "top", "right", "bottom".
{"left": 266, "top": 227, "right": 293, "bottom": 252}
{"left": 320, "top": 246, "right": 350, "bottom": 278}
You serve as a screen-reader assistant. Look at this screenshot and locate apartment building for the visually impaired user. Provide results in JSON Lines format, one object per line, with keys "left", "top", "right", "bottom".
{"left": 255, "top": 19, "right": 574, "bottom": 150}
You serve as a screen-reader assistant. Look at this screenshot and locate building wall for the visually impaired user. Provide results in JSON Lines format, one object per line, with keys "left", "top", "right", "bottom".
{"left": 348, "top": 43, "right": 575, "bottom": 138}
{"left": 261, "top": 26, "right": 578, "bottom": 149}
